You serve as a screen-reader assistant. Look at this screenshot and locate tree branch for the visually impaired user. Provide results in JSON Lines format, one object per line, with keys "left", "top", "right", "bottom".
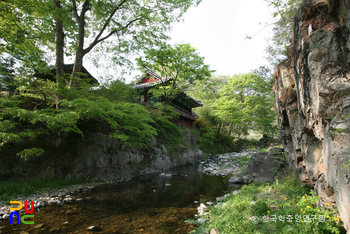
{"left": 72, "top": 0, "right": 80, "bottom": 22}
{"left": 81, "top": 0, "right": 90, "bottom": 16}
{"left": 84, "top": 0, "right": 128, "bottom": 52}
{"left": 83, "top": 16, "right": 143, "bottom": 55}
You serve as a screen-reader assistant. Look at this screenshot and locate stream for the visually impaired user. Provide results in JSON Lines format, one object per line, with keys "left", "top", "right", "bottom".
{"left": 1, "top": 163, "right": 239, "bottom": 234}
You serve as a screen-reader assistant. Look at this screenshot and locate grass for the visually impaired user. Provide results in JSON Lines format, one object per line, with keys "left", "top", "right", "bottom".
{"left": 257, "top": 147, "right": 270, "bottom": 152}
{"left": 190, "top": 174, "right": 346, "bottom": 234}
{"left": 0, "top": 177, "right": 86, "bottom": 204}
{"left": 229, "top": 155, "right": 251, "bottom": 167}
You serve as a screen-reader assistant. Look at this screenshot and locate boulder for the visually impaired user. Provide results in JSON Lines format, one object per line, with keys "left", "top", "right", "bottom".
{"left": 247, "top": 148, "right": 285, "bottom": 183}
{"left": 228, "top": 176, "right": 242, "bottom": 184}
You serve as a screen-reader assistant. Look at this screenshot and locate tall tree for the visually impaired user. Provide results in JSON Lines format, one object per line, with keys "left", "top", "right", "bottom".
{"left": 1, "top": 0, "right": 202, "bottom": 88}
{"left": 54, "top": 0, "right": 65, "bottom": 108}
{"left": 60, "top": 0, "right": 202, "bottom": 87}
{"left": 212, "top": 73, "right": 276, "bottom": 138}
{"left": 189, "top": 75, "right": 228, "bottom": 104}
{"left": 136, "top": 43, "right": 213, "bottom": 110}
{"left": 188, "top": 75, "right": 228, "bottom": 136}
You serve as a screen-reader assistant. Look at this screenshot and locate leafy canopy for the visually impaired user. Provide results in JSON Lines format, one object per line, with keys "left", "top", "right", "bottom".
{"left": 0, "top": 0, "right": 55, "bottom": 71}
{"left": 212, "top": 73, "right": 277, "bottom": 138}
{"left": 136, "top": 43, "right": 213, "bottom": 110}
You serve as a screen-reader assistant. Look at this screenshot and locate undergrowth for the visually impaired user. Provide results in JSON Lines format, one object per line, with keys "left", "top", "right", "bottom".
{"left": 191, "top": 174, "right": 346, "bottom": 234}
{"left": 152, "top": 116, "right": 185, "bottom": 152}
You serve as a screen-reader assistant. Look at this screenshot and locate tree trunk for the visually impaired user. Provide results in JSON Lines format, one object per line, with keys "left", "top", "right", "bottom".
{"left": 54, "top": 0, "right": 65, "bottom": 108}
{"left": 217, "top": 120, "right": 222, "bottom": 137}
{"left": 69, "top": 0, "right": 89, "bottom": 88}
{"left": 69, "top": 20, "right": 84, "bottom": 88}
{"left": 227, "top": 121, "right": 233, "bottom": 136}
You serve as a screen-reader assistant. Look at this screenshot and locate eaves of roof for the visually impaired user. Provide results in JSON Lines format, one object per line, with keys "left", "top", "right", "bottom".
{"left": 133, "top": 69, "right": 203, "bottom": 107}
{"left": 35, "top": 64, "right": 99, "bottom": 86}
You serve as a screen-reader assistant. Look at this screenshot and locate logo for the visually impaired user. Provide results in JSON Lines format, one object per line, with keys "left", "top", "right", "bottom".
{"left": 9, "top": 201, "right": 34, "bottom": 225}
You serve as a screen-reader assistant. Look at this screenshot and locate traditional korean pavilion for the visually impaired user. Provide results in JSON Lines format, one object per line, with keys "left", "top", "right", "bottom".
{"left": 133, "top": 70, "right": 202, "bottom": 128}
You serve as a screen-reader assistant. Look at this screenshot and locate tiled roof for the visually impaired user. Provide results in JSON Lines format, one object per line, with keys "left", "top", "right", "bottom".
{"left": 133, "top": 70, "right": 203, "bottom": 107}
{"left": 133, "top": 70, "right": 170, "bottom": 89}
{"left": 35, "top": 64, "right": 99, "bottom": 86}
{"left": 178, "top": 92, "right": 203, "bottom": 107}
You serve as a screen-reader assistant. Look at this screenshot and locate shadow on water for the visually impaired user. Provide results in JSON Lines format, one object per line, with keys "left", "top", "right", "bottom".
{"left": 0, "top": 164, "right": 240, "bottom": 234}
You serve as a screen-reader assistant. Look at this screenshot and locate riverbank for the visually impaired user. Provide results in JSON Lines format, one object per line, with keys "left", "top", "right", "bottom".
{"left": 0, "top": 180, "right": 119, "bottom": 220}
{"left": 190, "top": 174, "right": 346, "bottom": 234}
{"left": 187, "top": 149, "right": 346, "bottom": 234}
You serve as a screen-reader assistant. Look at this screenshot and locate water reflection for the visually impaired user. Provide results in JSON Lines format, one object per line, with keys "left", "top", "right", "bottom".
{"left": 1, "top": 164, "right": 239, "bottom": 234}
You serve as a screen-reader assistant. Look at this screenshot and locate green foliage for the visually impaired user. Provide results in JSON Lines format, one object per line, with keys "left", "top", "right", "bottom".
{"left": 137, "top": 43, "right": 213, "bottom": 88}
{"left": 344, "top": 159, "right": 350, "bottom": 168}
{"left": 17, "top": 147, "right": 45, "bottom": 160}
{"left": 0, "top": 56, "right": 17, "bottom": 91}
{"left": 152, "top": 115, "right": 184, "bottom": 151}
{"left": 192, "top": 174, "right": 345, "bottom": 234}
{"left": 189, "top": 75, "right": 228, "bottom": 104}
{"left": 1, "top": 0, "right": 203, "bottom": 73}
{"left": 195, "top": 106, "right": 221, "bottom": 127}
{"left": 0, "top": 177, "right": 86, "bottom": 203}
{"left": 136, "top": 43, "right": 213, "bottom": 113}
{"left": 250, "top": 199, "right": 270, "bottom": 216}
{"left": 18, "top": 78, "right": 58, "bottom": 108}
{"left": 229, "top": 155, "right": 251, "bottom": 167}
{"left": 95, "top": 79, "right": 137, "bottom": 101}
{"left": 0, "top": 0, "right": 54, "bottom": 71}
{"left": 197, "top": 126, "right": 216, "bottom": 152}
{"left": 62, "top": 97, "right": 157, "bottom": 147}
{"left": 127, "top": 160, "right": 138, "bottom": 165}
{"left": 194, "top": 118, "right": 237, "bottom": 155}
{"left": 0, "top": 76, "right": 158, "bottom": 157}
{"left": 257, "top": 147, "right": 270, "bottom": 153}
{"left": 0, "top": 95, "right": 84, "bottom": 156}
{"left": 185, "top": 219, "right": 199, "bottom": 225}
{"left": 212, "top": 73, "right": 277, "bottom": 138}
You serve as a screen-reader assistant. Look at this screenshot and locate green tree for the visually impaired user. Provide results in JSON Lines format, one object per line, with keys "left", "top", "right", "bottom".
{"left": 0, "top": 0, "right": 203, "bottom": 159}
{"left": 1, "top": 0, "right": 202, "bottom": 88}
{"left": 54, "top": 0, "right": 203, "bottom": 87}
{"left": 136, "top": 43, "right": 213, "bottom": 114}
{"left": 189, "top": 75, "right": 228, "bottom": 104}
{"left": 189, "top": 75, "right": 228, "bottom": 137}
{"left": 0, "top": 0, "right": 55, "bottom": 71}
{"left": 212, "top": 73, "right": 276, "bottom": 138}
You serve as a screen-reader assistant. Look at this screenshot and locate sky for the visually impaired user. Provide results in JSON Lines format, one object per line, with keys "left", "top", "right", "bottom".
{"left": 87, "top": 0, "right": 276, "bottom": 84}
{"left": 167, "top": 0, "right": 274, "bottom": 77}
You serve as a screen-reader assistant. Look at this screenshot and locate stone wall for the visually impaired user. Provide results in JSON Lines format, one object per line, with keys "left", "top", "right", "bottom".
{"left": 0, "top": 129, "right": 204, "bottom": 183}
{"left": 274, "top": 0, "right": 350, "bottom": 230}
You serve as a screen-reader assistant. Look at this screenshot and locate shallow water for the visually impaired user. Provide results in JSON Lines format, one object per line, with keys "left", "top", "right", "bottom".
{"left": 0, "top": 164, "right": 239, "bottom": 234}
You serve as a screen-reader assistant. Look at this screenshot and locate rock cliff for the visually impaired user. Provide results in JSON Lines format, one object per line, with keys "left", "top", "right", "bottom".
{"left": 274, "top": 0, "right": 350, "bottom": 230}
{"left": 0, "top": 129, "right": 204, "bottom": 182}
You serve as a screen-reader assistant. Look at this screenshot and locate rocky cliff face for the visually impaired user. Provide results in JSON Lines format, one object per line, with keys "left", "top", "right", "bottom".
{"left": 0, "top": 129, "right": 204, "bottom": 182}
{"left": 274, "top": 0, "right": 350, "bottom": 230}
